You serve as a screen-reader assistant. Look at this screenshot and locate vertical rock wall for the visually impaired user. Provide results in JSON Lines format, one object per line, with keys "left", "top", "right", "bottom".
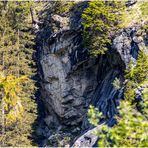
{"left": 36, "top": 2, "right": 147, "bottom": 146}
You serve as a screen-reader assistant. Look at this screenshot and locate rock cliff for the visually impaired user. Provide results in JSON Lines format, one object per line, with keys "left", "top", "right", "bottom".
{"left": 35, "top": 2, "right": 147, "bottom": 146}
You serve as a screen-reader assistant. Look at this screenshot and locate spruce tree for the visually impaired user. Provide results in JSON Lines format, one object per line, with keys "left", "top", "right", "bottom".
{"left": 0, "top": 1, "right": 38, "bottom": 146}
{"left": 82, "top": 1, "right": 125, "bottom": 56}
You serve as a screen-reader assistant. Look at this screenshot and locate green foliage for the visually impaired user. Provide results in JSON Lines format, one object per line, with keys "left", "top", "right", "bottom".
{"left": 139, "top": 83, "right": 148, "bottom": 119}
{"left": 51, "top": 1, "right": 76, "bottom": 15}
{"left": 97, "top": 101, "right": 148, "bottom": 147}
{"left": 0, "top": 1, "right": 38, "bottom": 146}
{"left": 82, "top": 1, "right": 125, "bottom": 56}
{"left": 112, "top": 77, "right": 121, "bottom": 90}
{"left": 0, "top": 75, "right": 28, "bottom": 125}
{"left": 88, "top": 50, "right": 148, "bottom": 147}
{"left": 133, "top": 51, "right": 148, "bottom": 83}
{"left": 87, "top": 105, "right": 102, "bottom": 126}
{"left": 140, "top": 2, "right": 148, "bottom": 16}
{"left": 143, "top": 23, "right": 148, "bottom": 34}
{"left": 120, "top": 1, "right": 148, "bottom": 28}
{"left": 124, "top": 51, "right": 148, "bottom": 103}
{"left": 124, "top": 80, "right": 136, "bottom": 102}
{"left": 88, "top": 101, "right": 148, "bottom": 147}
{"left": 0, "top": 2, "right": 35, "bottom": 77}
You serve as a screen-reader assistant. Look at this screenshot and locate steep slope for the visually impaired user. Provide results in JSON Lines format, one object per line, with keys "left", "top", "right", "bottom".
{"left": 35, "top": 1, "right": 148, "bottom": 146}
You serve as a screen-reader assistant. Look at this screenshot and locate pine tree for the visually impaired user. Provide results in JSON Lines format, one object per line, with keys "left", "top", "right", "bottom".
{"left": 133, "top": 51, "right": 148, "bottom": 83}
{"left": 82, "top": 1, "right": 125, "bottom": 56}
{"left": 0, "top": 1, "right": 38, "bottom": 146}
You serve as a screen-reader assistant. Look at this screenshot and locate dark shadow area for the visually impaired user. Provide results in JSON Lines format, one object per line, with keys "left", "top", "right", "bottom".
{"left": 30, "top": 76, "right": 46, "bottom": 146}
{"left": 29, "top": 33, "right": 46, "bottom": 146}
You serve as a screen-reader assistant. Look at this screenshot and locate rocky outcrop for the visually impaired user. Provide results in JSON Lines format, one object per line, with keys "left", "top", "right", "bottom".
{"left": 36, "top": 2, "right": 147, "bottom": 146}
{"left": 40, "top": 29, "right": 90, "bottom": 126}
{"left": 72, "top": 25, "right": 147, "bottom": 147}
{"left": 72, "top": 124, "right": 102, "bottom": 147}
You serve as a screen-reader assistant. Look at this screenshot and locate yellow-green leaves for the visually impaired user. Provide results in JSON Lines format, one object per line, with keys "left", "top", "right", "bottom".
{"left": 112, "top": 77, "right": 121, "bottom": 90}
{"left": 133, "top": 51, "right": 148, "bottom": 84}
{"left": 124, "top": 51, "right": 148, "bottom": 102}
{"left": 92, "top": 101, "right": 148, "bottom": 147}
{"left": 87, "top": 105, "right": 102, "bottom": 126}
{"left": 0, "top": 75, "right": 28, "bottom": 126}
{"left": 53, "top": 1, "right": 76, "bottom": 15}
{"left": 0, "top": 1, "right": 38, "bottom": 146}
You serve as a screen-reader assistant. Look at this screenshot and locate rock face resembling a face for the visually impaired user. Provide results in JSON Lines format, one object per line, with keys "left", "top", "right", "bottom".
{"left": 39, "top": 12, "right": 144, "bottom": 124}
{"left": 40, "top": 29, "right": 97, "bottom": 126}
{"left": 37, "top": 4, "right": 146, "bottom": 145}
{"left": 41, "top": 54, "right": 67, "bottom": 117}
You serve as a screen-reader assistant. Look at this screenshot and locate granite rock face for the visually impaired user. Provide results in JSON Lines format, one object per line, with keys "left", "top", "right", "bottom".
{"left": 36, "top": 3, "right": 146, "bottom": 146}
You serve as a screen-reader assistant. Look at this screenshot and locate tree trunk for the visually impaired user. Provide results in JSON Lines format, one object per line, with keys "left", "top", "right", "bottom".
{"left": 17, "top": 29, "right": 20, "bottom": 78}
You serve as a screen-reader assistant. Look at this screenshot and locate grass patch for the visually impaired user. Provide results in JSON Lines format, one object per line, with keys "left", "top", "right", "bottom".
{"left": 120, "top": 1, "right": 148, "bottom": 28}
{"left": 140, "top": 1, "right": 148, "bottom": 16}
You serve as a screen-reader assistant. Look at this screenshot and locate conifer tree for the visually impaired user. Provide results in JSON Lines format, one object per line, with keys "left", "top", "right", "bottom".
{"left": 0, "top": 1, "right": 38, "bottom": 146}
{"left": 82, "top": 1, "right": 125, "bottom": 56}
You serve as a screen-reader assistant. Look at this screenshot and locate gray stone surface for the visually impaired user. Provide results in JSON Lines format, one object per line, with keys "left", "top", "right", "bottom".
{"left": 36, "top": 3, "right": 147, "bottom": 146}
{"left": 72, "top": 125, "right": 102, "bottom": 147}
